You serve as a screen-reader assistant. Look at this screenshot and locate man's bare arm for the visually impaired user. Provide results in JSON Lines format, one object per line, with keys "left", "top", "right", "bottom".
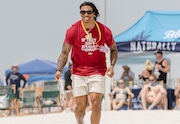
{"left": 57, "top": 42, "right": 72, "bottom": 71}
{"left": 159, "top": 85, "right": 167, "bottom": 95}
{"left": 174, "top": 85, "right": 180, "bottom": 96}
{"left": 109, "top": 42, "right": 118, "bottom": 67}
{"left": 162, "top": 60, "right": 170, "bottom": 73}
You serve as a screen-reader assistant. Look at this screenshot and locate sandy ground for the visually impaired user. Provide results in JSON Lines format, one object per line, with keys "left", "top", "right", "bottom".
{"left": 0, "top": 110, "right": 180, "bottom": 124}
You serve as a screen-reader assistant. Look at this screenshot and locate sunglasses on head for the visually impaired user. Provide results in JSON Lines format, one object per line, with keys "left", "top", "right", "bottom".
{"left": 80, "top": 10, "right": 94, "bottom": 15}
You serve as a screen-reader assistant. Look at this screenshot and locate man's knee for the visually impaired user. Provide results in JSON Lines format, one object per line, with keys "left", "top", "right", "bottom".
{"left": 76, "top": 101, "right": 86, "bottom": 110}
{"left": 91, "top": 100, "right": 101, "bottom": 111}
{"left": 75, "top": 96, "right": 88, "bottom": 111}
{"left": 90, "top": 93, "right": 102, "bottom": 110}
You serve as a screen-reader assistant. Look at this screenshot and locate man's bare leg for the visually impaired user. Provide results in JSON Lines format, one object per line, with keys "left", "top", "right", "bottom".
{"left": 177, "top": 99, "right": 180, "bottom": 109}
{"left": 15, "top": 99, "right": 20, "bottom": 116}
{"left": 10, "top": 99, "right": 15, "bottom": 115}
{"left": 148, "top": 92, "right": 162, "bottom": 110}
{"left": 90, "top": 92, "right": 103, "bottom": 124}
{"left": 162, "top": 94, "right": 168, "bottom": 110}
{"left": 140, "top": 91, "right": 147, "bottom": 110}
{"left": 64, "top": 94, "right": 69, "bottom": 110}
{"left": 74, "top": 95, "right": 88, "bottom": 124}
{"left": 69, "top": 94, "right": 75, "bottom": 111}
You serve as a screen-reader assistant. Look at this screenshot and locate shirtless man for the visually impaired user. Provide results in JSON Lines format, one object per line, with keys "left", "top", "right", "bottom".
{"left": 139, "top": 74, "right": 167, "bottom": 110}
{"left": 174, "top": 84, "right": 180, "bottom": 109}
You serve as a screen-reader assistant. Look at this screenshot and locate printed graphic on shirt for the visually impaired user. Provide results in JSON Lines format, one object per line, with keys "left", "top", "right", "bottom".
{"left": 81, "top": 33, "right": 108, "bottom": 55}
{"left": 9, "top": 74, "right": 19, "bottom": 81}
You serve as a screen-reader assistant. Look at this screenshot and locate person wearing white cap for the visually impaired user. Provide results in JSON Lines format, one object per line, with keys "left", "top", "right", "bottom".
{"left": 5, "top": 64, "right": 27, "bottom": 116}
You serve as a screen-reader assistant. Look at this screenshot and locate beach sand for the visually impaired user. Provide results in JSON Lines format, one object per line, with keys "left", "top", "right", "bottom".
{"left": 0, "top": 110, "right": 179, "bottom": 124}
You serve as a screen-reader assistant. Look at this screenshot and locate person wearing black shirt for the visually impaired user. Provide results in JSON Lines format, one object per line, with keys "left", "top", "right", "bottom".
{"left": 64, "top": 62, "right": 74, "bottom": 111}
{"left": 64, "top": 63, "right": 72, "bottom": 91}
{"left": 154, "top": 50, "right": 170, "bottom": 89}
{"left": 6, "top": 64, "right": 27, "bottom": 116}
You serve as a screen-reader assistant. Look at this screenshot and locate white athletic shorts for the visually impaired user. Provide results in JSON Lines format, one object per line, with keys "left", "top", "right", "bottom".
{"left": 71, "top": 74, "right": 105, "bottom": 97}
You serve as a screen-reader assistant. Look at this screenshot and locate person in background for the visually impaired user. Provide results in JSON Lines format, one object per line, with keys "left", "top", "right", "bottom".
{"left": 139, "top": 74, "right": 167, "bottom": 110}
{"left": 120, "top": 65, "right": 134, "bottom": 88}
{"left": 109, "top": 79, "right": 134, "bottom": 110}
{"left": 174, "top": 84, "right": 180, "bottom": 109}
{"left": 6, "top": 64, "right": 27, "bottom": 116}
{"left": 139, "top": 60, "right": 153, "bottom": 85}
{"left": 64, "top": 62, "right": 75, "bottom": 112}
{"left": 54, "top": 1, "right": 118, "bottom": 124}
{"left": 154, "top": 50, "right": 170, "bottom": 89}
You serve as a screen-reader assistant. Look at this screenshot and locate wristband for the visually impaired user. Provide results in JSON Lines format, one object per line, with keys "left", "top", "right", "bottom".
{"left": 110, "top": 64, "right": 114, "bottom": 67}
{"left": 56, "top": 70, "right": 61, "bottom": 72}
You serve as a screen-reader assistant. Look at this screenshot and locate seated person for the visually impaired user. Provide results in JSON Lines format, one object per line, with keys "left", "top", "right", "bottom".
{"left": 139, "top": 60, "right": 153, "bottom": 84}
{"left": 139, "top": 74, "right": 167, "bottom": 110}
{"left": 109, "top": 79, "right": 134, "bottom": 110}
{"left": 174, "top": 84, "right": 180, "bottom": 109}
{"left": 120, "top": 65, "right": 134, "bottom": 88}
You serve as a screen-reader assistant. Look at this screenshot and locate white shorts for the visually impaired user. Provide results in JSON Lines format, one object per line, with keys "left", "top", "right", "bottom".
{"left": 71, "top": 74, "right": 105, "bottom": 97}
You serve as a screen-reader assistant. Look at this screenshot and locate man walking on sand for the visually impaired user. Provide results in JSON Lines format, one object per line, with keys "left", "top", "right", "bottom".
{"left": 55, "top": 2, "right": 117, "bottom": 124}
{"left": 54, "top": 2, "right": 118, "bottom": 124}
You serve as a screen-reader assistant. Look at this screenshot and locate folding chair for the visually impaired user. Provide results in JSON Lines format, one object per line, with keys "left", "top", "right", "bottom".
{"left": 41, "top": 81, "right": 62, "bottom": 113}
{"left": 0, "top": 86, "right": 15, "bottom": 116}
{"left": 20, "top": 90, "right": 38, "bottom": 114}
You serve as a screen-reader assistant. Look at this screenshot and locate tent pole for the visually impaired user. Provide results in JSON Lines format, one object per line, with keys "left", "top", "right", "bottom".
{"left": 103, "top": 0, "right": 111, "bottom": 111}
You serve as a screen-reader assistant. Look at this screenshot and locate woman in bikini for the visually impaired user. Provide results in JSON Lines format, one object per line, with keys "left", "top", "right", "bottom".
{"left": 139, "top": 60, "right": 153, "bottom": 85}
{"left": 109, "top": 79, "right": 134, "bottom": 110}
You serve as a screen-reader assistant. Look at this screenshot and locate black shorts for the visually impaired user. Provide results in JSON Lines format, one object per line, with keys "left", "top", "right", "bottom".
{"left": 14, "top": 90, "right": 20, "bottom": 99}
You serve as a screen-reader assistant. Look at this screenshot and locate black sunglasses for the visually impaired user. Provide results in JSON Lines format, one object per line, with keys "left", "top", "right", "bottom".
{"left": 80, "top": 10, "right": 94, "bottom": 15}
{"left": 149, "top": 79, "right": 155, "bottom": 81}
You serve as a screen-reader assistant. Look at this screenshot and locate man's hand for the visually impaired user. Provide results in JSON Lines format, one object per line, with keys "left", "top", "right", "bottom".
{"left": 54, "top": 71, "right": 62, "bottom": 81}
{"left": 107, "top": 65, "right": 114, "bottom": 78}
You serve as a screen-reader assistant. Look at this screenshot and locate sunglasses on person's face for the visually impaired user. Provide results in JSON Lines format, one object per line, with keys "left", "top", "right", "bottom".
{"left": 149, "top": 79, "right": 155, "bottom": 81}
{"left": 119, "top": 82, "right": 124, "bottom": 84}
{"left": 80, "top": 10, "right": 94, "bottom": 15}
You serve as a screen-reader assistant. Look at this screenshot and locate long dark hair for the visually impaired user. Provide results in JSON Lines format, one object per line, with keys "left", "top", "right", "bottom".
{"left": 80, "top": 1, "right": 100, "bottom": 20}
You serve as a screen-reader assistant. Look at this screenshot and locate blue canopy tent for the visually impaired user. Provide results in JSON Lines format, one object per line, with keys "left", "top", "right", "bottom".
{"left": 114, "top": 11, "right": 180, "bottom": 64}
{"left": 0, "top": 81, "right": 4, "bottom": 86}
{"left": 5, "top": 59, "right": 68, "bottom": 84}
